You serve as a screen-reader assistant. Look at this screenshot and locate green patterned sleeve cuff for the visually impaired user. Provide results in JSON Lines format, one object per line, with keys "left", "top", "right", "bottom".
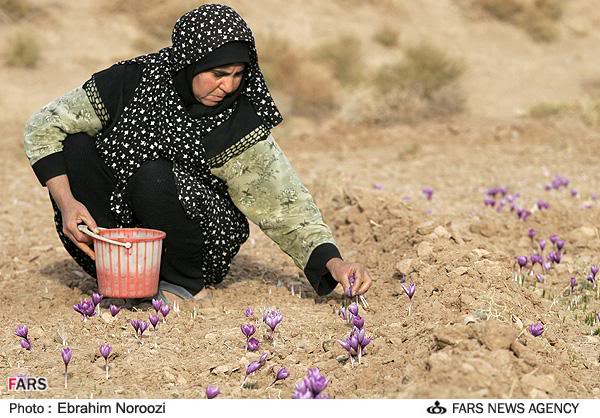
{"left": 23, "top": 85, "right": 103, "bottom": 176}
{"left": 211, "top": 134, "right": 339, "bottom": 274}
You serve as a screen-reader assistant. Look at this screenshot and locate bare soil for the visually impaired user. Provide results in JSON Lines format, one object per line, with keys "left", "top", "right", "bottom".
{"left": 1, "top": 0, "right": 600, "bottom": 399}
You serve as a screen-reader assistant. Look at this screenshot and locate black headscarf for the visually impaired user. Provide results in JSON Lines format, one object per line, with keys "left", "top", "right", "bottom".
{"left": 173, "top": 41, "right": 250, "bottom": 118}
{"left": 93, "top": 4, "right": 282, "bottom": 226}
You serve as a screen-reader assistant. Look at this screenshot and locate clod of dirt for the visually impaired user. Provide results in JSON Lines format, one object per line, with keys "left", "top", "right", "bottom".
{"left": 475, "top": 321, "right": 518, "bottom": 350}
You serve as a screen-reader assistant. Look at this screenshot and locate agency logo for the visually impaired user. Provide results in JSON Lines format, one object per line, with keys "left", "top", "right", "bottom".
{"left": 7, "top": 376, "right": 48, "bottom": 391}
{"left": 427, "top": 400, "right": 447, "bottom": 415}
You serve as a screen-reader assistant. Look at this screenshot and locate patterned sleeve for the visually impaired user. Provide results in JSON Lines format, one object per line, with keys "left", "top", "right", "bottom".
{"left": 23, "top": 86, "right": 103, "bottom": 185}
{"left": 211, "top": 134, "right": 341, "bottom": 295}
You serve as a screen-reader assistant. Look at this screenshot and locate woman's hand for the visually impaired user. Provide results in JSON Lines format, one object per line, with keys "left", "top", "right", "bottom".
{"left": 326, "top": 258, "right": 373, "bottom": 296}
{"left": 47, "top": 175, "right": 98, "bottom": 260}
{"left": 59, "top": 199, "right": 98, "bottom": 260}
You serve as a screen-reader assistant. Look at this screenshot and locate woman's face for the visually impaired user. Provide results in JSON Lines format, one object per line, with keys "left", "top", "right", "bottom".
{"left": 192, "top": 63, "right": 245, "bottom": 106}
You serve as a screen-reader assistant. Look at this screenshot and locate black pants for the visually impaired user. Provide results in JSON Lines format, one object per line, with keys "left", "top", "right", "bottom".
{"left": 53, "top": 133, "right": 247, "bottom": 294}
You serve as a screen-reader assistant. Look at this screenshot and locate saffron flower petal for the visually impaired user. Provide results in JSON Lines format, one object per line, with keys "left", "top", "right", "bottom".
{"left": 20, "top": 338, "right": 31, "bottom": 351}
{"left": 99, "top": 343, "right": 112, "bottom": 359}
{"left": 15, "top": 325, "right": 28, "bottom": 339}
{"left": 247, "top": 337, "right": 260, "bottom": 352}
{"left": 61, "top": 347, "right": 72, "bottom": 366}
{"left": 205, "top": 385, "right": 220, "bottom": 399}
{"left": 109, "top": 304, "right": 121, "bottom": 317}
{"left": 91, "top": 292, "right": 103, "bottom": 306}
{"left": 151, "top": 298, "right": 163, "bottom": 313}
{"left": 528, "top": 322, "right": 544, "bottom": 337}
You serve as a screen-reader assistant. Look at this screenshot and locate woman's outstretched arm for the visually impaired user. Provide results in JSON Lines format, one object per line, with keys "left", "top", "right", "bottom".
{"left": 211, "top": 134, "right": 373, "bottom": 296}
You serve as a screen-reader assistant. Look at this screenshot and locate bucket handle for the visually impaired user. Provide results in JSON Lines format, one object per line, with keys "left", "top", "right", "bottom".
{"left": 78, "top": 225, "right": 132, "bottom": 249}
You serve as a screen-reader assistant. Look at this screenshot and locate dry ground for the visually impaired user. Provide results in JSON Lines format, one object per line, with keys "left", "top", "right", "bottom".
{"left": 1, "top": 0, "right": 600, "bottom": 399}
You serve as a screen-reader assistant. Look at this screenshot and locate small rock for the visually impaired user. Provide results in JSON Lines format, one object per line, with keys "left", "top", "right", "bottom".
{"left": 395, "top": 258, "right": 414, "bottom": 275}
{"left": 416, "top": 221, "right": 435, "bottom": 235}
{"left": 433, "top": 226, "right": 450, "bottom": 239}
{"left": 210, "top": 364, "right": 231, "bottom": 375}
{"left": 416, "top": 241, "right": 434, "bottom": 258}
{"left": 471, "top": 248, "right": 491, "bottom": 259}
{"left": 164, "top": 370, "right": 176, "bottom": 382}
{"left": 100, "top": 312, "right": 114, "bottom": 324}
{"left": 336, "top": 355, "right": 349, "bottom": 364}
{"left": 521, "top": 374, "right": 557, "bottom": 394}
{"left": 450, "top": 266, "right": 469, "bottom": 278}
{"left": 476, "top": 321, "right": 517, "bottom": 350}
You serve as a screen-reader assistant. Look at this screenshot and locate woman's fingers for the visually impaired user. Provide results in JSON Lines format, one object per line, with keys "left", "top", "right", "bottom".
{"left": 62, "top": 203, "right": 98, "bottom": 260}
{"left": 356, "top": 270, "right": 373, "bottom": 295}
{"left": 74, "top": 240, "right": 96, "bottom": 260}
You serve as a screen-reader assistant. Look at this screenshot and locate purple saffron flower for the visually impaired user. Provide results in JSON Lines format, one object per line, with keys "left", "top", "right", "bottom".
{"left": 246, "top": 360, "right": 261, "bottom": 376}
{"left": 138, "top": 321, "right": 149, "bottom": 335}
{"left": 149, "top": 314, "right": 159, "bottom": 330}
{"left": 247, "top": 337, "right": 260, "bottom": 352}
{"left": 91, "top": 292, "right": 103, "bottom": 306}
{"left": 592, "top": 265, "right": 599, "bottom": 278}
{"left": 61, "top": 347, "right": 72, "bottom": 366}
{"left": 597, "top": 312, "right": 600, "bottom": 324}
{"left": 571, "top": 189, "right": 578, "bottom": 197}
{"left": 345, "top": 273, "right": 356, "bottom": 297}
{"left": 151, "top": 298, "right": 163, "bottom": 313}
{"left": 339, "top": 305, "right": 348, "bottom": 321}
{"left": 306, "top": 368, "right": 329, "bottom": 394}
{"left": 373, "top": 182, "right": 384, "bottom": 190}
{"left": 337, "top": 337, "right": 352, "bottom": 353}
{"left": 483, "top": 197, "right": 496, "bottom": 207}
{"left": 160, "top": 304, "right": 170, "bottom": 318}
{"left": 348, "top": 303, "right": 359, "bottom": 317}
{"left": 543, "top": 261, "right": 552, "bottom": 271}
{"left": 263, "top": 309, "right": 283, "bottom": 332}
{"left": 131, "top": 319, "right": 141, "bottom": 333}
{"left": 586, "top": 273, "right": 595, "bottom": 285}
{"left": 537, "top": 200, "right": 549, "bottom": 210}
{"left": 276, "top": 367, "right": 289, "bottom": 381}
{"left": 73, "top": 299, "right": 96, "bottom": 319}
{"left": 516, "top": 256, "right": 528, "bottom": 268}
{"left": 518, "top": 209, "right": 532, "bottom": 221}
{"left": 527, "top": 228, "right": 536, "bottom": 239}
{"left": 556, "top": 239, "right": 564, "bottom": 251}
{"left": 205, "top": 385, "right": 220, "bottom": 399}
{"left": 538, "top": 240, "right": 546, "bottom": 252}
{"left": 15, "top": 325, "right": 28, "bottom": 339}
{"left": 20, "top": 338, "right": 31, "bottom": 351}
{"left": 352, "top": 315, "right": 364, "bottom": 329}
{"left": 241, "top": 323, "right": 256, "bottom": 339}
{"left": 357, "top": 330, "right": 373, "bottom": 351}
{"left": 530, "top": 254, "right": 542, "bottom": 265}
{"left": 99, "top": 343, "right": 111, "bottom": 359}
{"left": 528, "top": 322, "right": 544, "bottom": 337}
{"left": 109, "top": 304, "right": 121, "bottom": 317}
{"left": 553, "top": 251, "right": 562, "bottom": 264}
{"left": 570, "top": 277, "right": 577, "bottom": 290}
{"left": 549, "top": 234, "right": 558, "bottom": 244}
{"left": 422, "top": 187, "right": 434, "bottom": 201}
{"left": 402, "top": 283, "right": 416, "bottom": 299}
{"left": 244, "top": 307, "right": 254, "bottom": 317}
{"left": 292, "top": 378, "right": 313, "bottom": 399}
{"left": 536, "top": 273, "right": 544, "bottom": 283}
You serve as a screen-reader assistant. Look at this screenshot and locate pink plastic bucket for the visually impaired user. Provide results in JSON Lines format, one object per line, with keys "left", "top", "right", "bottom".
{"left": 78, "top": 226, "right": 166, "bottom": 298}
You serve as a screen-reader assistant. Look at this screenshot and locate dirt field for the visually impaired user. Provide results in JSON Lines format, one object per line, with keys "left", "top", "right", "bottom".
{"left": 1, "top": 0, "right": 600, "bottom": 399}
